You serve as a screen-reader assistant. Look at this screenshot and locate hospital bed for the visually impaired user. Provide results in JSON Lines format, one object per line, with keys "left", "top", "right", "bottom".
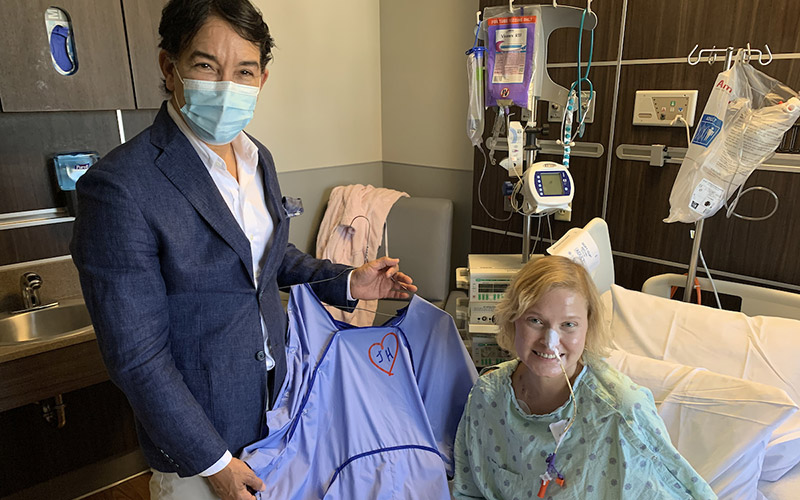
{"left": 579, "top": 217, "right": 800, "bottom": 500}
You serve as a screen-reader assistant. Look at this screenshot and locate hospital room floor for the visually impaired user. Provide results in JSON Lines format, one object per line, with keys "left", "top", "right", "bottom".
{"left": 79, "top": 472, "right": 151, "bottom": 500}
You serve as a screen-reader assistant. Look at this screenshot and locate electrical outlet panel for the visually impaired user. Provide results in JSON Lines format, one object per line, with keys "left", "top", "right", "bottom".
{"left": 548, "top": 91, "right": 595, "bottom": 123}
{"left": 554, "top": 204, "right": 572, "bottom": 221}
{"left": 633, "top": 90, "right": 699, "bottom": 127}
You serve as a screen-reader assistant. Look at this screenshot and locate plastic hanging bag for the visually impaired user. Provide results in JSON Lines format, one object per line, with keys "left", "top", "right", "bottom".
{"left": 665, "top": 61, "right": 800, "bottom": 224}
{"left": 466, "top": 47, "right": 485, "bottom": 147}
{"left": 482, "top": 6, "right": 538, "bottom": 110}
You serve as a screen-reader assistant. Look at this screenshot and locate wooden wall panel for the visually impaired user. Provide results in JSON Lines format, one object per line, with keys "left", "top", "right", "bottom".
{"left": 624, "top": 0, "right": 800, "bottom": 60}
{"left": 471, "top": 228, "right": 556, "bottom": 256}
{"left": 0, "top": 381, "right": 139, "bottom": 497}
{"left": 474, "top": 0, "right": 800, "bottom": 292}
{"left": 612, "top": 254, "right": 683, "bottom": 291}
{"left": 607, "top": 60, "right": 800, "bottom": 286}
{"left": 122, "top": 109, "right": 161, "bottom": 140}
{"left": 544, "top": 0, "right": 622, "bottom": 63}
{"left": 122, "top": 0, "right": 170, "bottom": 109}
{"left": 0, "top": 111, "right": 121, "bottom": 214}
{"left": 0, "top": 223, "right": 74, "bottom": 267}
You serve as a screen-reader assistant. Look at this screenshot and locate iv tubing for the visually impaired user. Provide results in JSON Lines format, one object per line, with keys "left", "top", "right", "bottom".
{"left": 553, "top": 353, "right": 577, "bottom": 454}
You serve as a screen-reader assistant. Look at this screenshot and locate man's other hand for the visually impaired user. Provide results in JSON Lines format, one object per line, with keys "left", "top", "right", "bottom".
{"left": 350, "top": 256, "right": 417, "bottom": 300}
{"left": 207, "top": 458, "right": 265, "bottom": 500}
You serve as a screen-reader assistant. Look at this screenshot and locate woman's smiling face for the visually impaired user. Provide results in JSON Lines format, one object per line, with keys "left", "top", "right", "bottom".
{"left": 513, "top": 286, "right": 588, "bottom": 380}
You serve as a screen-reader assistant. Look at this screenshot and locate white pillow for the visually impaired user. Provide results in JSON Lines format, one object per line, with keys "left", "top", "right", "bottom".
{"left": 607, "top": 349, "right": 797, "bottom": 500}
{"left": 609, "top": 284, "right": 800, "bottom": 481}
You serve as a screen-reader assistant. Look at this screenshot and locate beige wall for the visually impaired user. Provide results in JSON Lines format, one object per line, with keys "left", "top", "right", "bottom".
{"left": 249, "top": 0, "right": 383, "bottom": 173}
{"left": 246, "top": 0, "right": 475, "bottom": 269}
{"left": 379, "top": 0, "right": 479, "bottom": 171}
{"left": 247, "top": 0, "right": 478, "bottom": 174}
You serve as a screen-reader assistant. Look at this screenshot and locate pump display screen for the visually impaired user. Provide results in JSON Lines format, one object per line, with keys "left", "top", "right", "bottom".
{"left": 540, "top": 172, "right": 565, "bottom": 196}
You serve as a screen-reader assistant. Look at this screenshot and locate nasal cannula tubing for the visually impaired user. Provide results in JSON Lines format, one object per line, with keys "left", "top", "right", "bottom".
{"left": 538, "top": 329, "right": 578, "bottom": 498}
{"left": 553, "top": 346, "right": 577, "bottom": 454}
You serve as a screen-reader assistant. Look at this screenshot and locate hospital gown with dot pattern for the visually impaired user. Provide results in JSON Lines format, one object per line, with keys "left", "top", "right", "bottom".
{"left": 453, "top": 358, "right": 716, "bottom": 499}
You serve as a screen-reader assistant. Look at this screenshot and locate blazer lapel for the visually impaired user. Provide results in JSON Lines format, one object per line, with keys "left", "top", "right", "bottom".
{"left": 255, "top": 145, "right": 287, "bottom": 293}
{"left": 150, "top": 104, "right": 255, "bottom": 284}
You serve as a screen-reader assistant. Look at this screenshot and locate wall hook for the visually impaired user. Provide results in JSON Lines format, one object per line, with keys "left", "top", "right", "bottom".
{"left": 687, "top": 44, "right": 701, "bottom": 65}
{"left": 759, "top": 44, "right": 773, "bottom": 65}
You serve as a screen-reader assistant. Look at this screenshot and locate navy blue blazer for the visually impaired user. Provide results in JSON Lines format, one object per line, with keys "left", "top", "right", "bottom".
{"left": 71, "top": 103, "right": 353, "bottom": 477}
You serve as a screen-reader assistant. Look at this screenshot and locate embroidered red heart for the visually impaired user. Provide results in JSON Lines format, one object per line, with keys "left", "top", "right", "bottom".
{"left": 369, "top": 332, "right": 399, "bottom": 376}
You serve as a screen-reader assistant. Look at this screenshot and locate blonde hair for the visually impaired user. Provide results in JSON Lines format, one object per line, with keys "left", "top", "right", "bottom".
{"left": 494, "top": 255, "right": 611, "bottom": 358}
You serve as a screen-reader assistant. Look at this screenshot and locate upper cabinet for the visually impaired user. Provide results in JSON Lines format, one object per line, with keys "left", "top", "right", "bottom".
{"left": 0, "top": 0, "right": 134, "bottom": 112}
{"left": 0, "top": 0, "right": 167, "bottom": 112}
{"left": 122, "top": 0, "right": 169, "bottom": 110}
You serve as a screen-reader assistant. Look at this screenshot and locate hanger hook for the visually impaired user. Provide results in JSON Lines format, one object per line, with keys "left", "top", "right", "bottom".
{"left": 759, "top": 44, "right": 773, "bottom": 65}
{"left": 687, "top": 44, "right": 701, "bottom": 65}
{"left": 509, "top": 0, "right": 514, "bottom": 13}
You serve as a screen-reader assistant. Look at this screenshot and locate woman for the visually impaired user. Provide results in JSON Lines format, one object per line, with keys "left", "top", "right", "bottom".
{"left": 453, "top": 256, "right": 715, "bottom": 499}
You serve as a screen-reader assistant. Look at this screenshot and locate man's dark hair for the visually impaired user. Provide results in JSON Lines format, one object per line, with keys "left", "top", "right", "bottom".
{"left": 159, "top": 0, "right": 275, "bottom": 70}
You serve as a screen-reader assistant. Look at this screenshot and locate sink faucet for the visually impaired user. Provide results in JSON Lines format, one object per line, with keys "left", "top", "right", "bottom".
{"left": 20, "top": 272, "right": 43, "bottom": 309}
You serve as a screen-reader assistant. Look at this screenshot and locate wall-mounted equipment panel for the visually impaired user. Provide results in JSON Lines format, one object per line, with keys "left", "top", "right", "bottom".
{"left": 122, "top": 0, "right": 169, "bottom": 109}
{"left": 0, "top": 0, "right": 135, "bottom": 112}
{"left": 632, "top": 90, "right": 699, "bottom": 127}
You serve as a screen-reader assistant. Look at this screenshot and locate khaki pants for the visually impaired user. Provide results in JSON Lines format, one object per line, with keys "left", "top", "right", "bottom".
{"left": 149, "top": 469, "right": 220, "bottom": 500}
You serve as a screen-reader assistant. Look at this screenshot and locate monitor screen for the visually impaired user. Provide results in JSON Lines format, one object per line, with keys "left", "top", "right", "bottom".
{"left": 540, "top": 172, "right": 564, "bottom": 196}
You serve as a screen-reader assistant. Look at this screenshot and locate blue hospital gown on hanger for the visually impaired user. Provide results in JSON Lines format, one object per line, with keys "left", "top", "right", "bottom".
{"left": 241, "top": 284, "right": 478, "bottom": 499}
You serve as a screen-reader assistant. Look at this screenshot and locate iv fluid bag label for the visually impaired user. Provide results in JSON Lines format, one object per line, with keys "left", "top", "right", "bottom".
{"left": 492, "top": 26, "right": 527, "bottom": 84}
{"left": 486, "top": 15, "right": 536, "bottom": 108}
{"left": 489, "top": 16, "right": 535, "bottom": 85}
{"left": 689, "top": 178, "right": 724, "bottom": 216}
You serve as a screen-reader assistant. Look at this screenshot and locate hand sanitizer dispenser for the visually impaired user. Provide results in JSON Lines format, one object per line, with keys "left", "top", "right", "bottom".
{"left": 54, "top": 152, "right": 98, "bottom": 191}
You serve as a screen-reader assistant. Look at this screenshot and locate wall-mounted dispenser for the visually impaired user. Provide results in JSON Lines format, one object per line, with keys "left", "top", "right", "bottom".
{"left": 45, "top": 7, "right": 78, "bottom": 76}
{"left": 54, "top": 152, "right": 98, "bottom": 191}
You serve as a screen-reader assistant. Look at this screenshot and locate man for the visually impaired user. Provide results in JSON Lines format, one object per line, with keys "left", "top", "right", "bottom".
{"left": 70, "top": 1, "right": 415, "bottom": 498}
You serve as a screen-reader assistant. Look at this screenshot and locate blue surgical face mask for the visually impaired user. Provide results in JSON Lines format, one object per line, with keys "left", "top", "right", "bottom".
{"left": 175, "top": 68, "right": 260, "bottom": 145}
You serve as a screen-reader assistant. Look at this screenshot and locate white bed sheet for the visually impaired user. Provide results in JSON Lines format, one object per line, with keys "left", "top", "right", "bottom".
{"left": 759, "top": 460, "right": 800, "bottom": 499}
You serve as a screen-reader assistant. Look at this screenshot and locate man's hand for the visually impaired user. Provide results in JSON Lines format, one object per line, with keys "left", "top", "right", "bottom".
{"left": 350, "top": 257, "right": 417, "bottom": 300}
{"left": 207, "top": 458, "right": 265, "bottom": 500}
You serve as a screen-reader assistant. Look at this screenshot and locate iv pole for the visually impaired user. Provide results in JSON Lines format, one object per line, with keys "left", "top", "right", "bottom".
{"left": 682, "top": 44, "right": 772, "bottom": 302}
{"left": 682, "top": 48, "right": 735, "bottom": 302}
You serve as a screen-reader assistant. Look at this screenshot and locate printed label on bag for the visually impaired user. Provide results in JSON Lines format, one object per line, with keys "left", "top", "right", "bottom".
{"left": 692, "top": 114, "right": 723, "bottom": 147}
{"left": 689, "top": 178, "right": 724, "bottom": 216}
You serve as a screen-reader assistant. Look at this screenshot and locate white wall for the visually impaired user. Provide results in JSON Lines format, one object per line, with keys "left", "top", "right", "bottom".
{"left": 248, "top": 0, "right": 383, "bottom": 173}
{"left": 379, "top": 0, "right": 479, "bottom": 171}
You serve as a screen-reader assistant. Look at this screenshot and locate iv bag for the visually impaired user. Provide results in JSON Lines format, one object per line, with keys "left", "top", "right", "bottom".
{"left": 467, "top": 49, "right": 485, "bottom": 147}
{"left": 665, "top": 62, "right": 800, "bottom": 224}
{"left": 482, "top": 6, "right": 538, "bottom": 110}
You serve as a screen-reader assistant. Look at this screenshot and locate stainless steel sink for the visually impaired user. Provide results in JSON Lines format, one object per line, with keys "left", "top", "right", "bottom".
{"left": 0, "top": 299, "right": 92, "bottom": 345}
